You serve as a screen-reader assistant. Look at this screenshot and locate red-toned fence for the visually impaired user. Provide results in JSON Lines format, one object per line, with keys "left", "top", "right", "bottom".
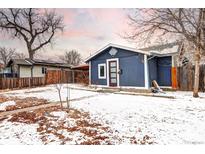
{"left": 0, "top": 77, "right": 46, "bottom": 90}
{"left": 177, "top": 64, "right": 205, "bottom": 91}
{"left": 0, "top": 70, "right": 89, "bottom": 90}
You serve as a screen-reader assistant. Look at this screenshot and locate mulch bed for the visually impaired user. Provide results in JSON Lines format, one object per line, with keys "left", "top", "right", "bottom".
{"left": 8, "top": 106, "right": 113, "bottom": 145}
{"left": 0, "top": 95, "right": 48, "bottom": 112}
{"left": 7, "top": 106, "right": 154, "bottom": 145}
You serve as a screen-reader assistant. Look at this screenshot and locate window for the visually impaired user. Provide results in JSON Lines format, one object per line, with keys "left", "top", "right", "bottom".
{"left": 42, "top": 67, "right": 47, "bottom": 74}
{"left": 98, "top": 64, "right": 106, "bottom": 79}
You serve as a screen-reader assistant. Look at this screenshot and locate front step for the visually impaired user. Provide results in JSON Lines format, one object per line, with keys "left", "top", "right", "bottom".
{"left": 96, "top": 87, "right": 120, "bottom": 93}
{"left": 119, "top": 87, "right": 151, "bottom": 93}
{"left": 95, "top": 87, "right": 151, "bottom": 93}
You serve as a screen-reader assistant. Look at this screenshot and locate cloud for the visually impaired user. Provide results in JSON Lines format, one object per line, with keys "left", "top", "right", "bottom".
{"left": 0, "top": 8, "right": 134, "bottom": 60}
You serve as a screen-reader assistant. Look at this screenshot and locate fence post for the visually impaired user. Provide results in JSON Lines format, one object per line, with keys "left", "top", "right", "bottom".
{"left": 72, "top": 70, "right": 75, "bottom": 83}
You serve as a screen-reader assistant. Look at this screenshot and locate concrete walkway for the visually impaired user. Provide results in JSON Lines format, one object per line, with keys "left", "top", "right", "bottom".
{"left": 0, "top": 94, "right": 99, "bottom": 117}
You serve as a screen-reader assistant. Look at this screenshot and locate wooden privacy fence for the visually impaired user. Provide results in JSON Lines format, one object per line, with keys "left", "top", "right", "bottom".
{"left": 45, "top": 70, "right": 89, "bottom": 85}
{"left": 74, "top": 70, "right": 89, "bottom": 85}
{"left": 45, "top": 70, "right": 73, "bottom": 84}
{"left": 0, "top": 77, "right": 46, "bottom": 90}
{"left": 177, "top": 64, "right": 205, "bottom": 91}
{"left": 0, "top": 70, "right": 89, "bottom": 90}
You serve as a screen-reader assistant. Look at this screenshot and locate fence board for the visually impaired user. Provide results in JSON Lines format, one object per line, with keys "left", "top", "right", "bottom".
{"left": 0, "top": 77, "right": 45, "bottom": 90}
{"left": 177, "top": 64, "right": 205, "bottom": 91}
{"left": 0, "top": 70, "right": 89, "bottom": 90}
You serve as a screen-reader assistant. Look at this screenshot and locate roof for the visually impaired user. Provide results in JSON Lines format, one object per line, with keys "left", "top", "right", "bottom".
{"left": 139, "top": 42, "right": 182, "bottom": 56}
{"left": 72, "top": 64, "right": 89, "bottom": 70}
{"left": 7, "top": 58, "right": 72, "bottom": 68}
{"left": 85, "top": 42, "right": 181, "bottom": 62}
{"left": 7, "top": 59, "right": 32, "bottom": 66}
{"left": 85, "top": 43, "right": 150, "bottom": 62}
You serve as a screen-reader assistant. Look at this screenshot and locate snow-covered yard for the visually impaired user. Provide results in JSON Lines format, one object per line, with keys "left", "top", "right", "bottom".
{"left": 72, "top": 92, "right": 205, "bottom": 144}
{"left": 1, "top": 84, "right": 98, "bottom": 102}
{"left": 0, "top": 84, "right": 205, "bottom": 144}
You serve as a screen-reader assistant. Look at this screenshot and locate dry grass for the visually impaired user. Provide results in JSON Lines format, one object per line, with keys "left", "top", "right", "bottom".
{"left": 4, "top": 101, "right": 153, "bottom": 145}
{"left": 0, "top": 95, "right": 48, "bottom": 112}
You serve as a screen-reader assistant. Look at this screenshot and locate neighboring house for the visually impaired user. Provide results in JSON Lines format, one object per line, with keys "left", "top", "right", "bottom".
{"left": 6, "top": 59, "right": 72, "bottom": 78}
{"left": 72, "top": 64, "right": 89, "bottom": 71}
{"left": 85, "top": 43, "right": 182, "bottom": 89}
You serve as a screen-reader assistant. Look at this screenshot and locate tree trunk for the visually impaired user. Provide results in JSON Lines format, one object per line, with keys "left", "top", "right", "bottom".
{"left": 193, "top": 49, "right": 200, "bottom": 97}
{"left": 28, "top": 51, "right": 34, "bottom": 60}
{"left": 57, "top": 89, "right": 63, "bottom": 110}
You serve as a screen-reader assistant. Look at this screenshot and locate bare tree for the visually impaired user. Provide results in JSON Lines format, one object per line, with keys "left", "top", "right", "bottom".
{"left": 14, "top": 52, "right": 27, "bottom": 59}
{"left": 55, "top": 84, "right": 64, "bottom": 110}
{"left": 0, "top": 47, "right": 15, "bottom": 66}
{"left": 125, "top": 8, "right": 205, "bottom": 97}
{"left": 60, "top": 50, "right": 82, "bottom": 66}
{"left": 0, "top": 8, "right": 64, "bottom": 60}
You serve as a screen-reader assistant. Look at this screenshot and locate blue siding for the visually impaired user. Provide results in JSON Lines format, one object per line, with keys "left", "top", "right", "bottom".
{"left": 148, "top": 56, "right": 172, "bottom": 86}
{"left": 89, "top": 46, "right": 172, "bottom": 87}
{"left": 90, "top": 47, "right": 145, "bottom": 87}
{"left": 157, "top": 56, "right": 172, "bottom": 86}
{"left": 148, "top": 57, "right": 157, "bottom": 86}
{"left": 120, "top": 54, "right": 144, "bottom": 87}
{"left": 91, "top": 60, "right": 107, "bottom": 85}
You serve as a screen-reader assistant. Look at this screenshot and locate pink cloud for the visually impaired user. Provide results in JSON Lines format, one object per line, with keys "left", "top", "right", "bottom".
{"left": 59, "top": 8, "right": 131, "bottom": 39}
{"left": 62, "top": 29, "right": 96, "bottom": 38}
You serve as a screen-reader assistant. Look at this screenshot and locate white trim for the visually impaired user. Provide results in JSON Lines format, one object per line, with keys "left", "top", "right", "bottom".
{"left": 144, "top": 55, "right": 149, "bottom": 89}
{"left": 160, "top": 86, "right": 172, "bottom": 88}
{"left": 85, "top": 43, "right": 150, "bottom": 62}
{"left": 120, "top": 86, "right": 147, "bottom": 89}
{"left": 90, "top": 85, "right": 147, "bottom": 89}
{"left": 90, "top": 84, "right": 109, "bottom": 88}
{"left": 106, "top": 58, "right": 120, "bottom": 87}
{"left": 89, "top": 61, "right": 91, "bottom": 85}
{"left": 98, "top": 63, "right": 106, "bottom": 79}
{"left": 171, "top": 55, "right": 175, "bottom": 67}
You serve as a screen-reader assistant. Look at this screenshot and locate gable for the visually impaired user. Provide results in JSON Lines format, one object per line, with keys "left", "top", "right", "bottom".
{"left": 87, "top": 46, "right": 145, "bottom": 62}
{"left": 85, "top": 44, "right": 148, "bottom": 62}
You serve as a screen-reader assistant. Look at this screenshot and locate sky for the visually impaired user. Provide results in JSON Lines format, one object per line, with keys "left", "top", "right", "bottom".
{"left": 0, "top": 8, "right": 135, "bottom": 61}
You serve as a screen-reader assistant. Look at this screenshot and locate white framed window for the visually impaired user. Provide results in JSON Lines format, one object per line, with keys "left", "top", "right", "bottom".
{"left": 42, "top": 67, "right": 47, "bottom": 74}
{"left": 98, "top": 63, "right": 106, "bottom": 79}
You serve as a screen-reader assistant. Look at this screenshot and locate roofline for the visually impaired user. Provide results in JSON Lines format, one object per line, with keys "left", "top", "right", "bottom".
{"left": 85, "top": 43, "right": 150, "bottom": 62}
{"left": 71, "top": 64, "right": 89, "bottom": 69}
{"left": 150, "top": 51, "right": 179, "bottom": 57}
{"left": 6, "top": 58, "right": 72, "bottom": 68}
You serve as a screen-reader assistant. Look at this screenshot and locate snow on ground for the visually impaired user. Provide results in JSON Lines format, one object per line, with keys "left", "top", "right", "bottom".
{"left": 0, "top": 101, "right": 16, "bottom": 111}
{"left": 71, "top": 92, "right": 205, "bottom": 144}
{"left": 0, "top": 119, "right": 43, "bottom": 145}
{"left": 2, "top": 84, "right": 98, "bottom": 102}
{"left": 50, "top": 111, "right": 68, "bottom": 120}
{"left": 1, "top": 107, "right": 144, "bottom": 145}
{"left": 1, "top": 84, "right": 205, "bottom": 144}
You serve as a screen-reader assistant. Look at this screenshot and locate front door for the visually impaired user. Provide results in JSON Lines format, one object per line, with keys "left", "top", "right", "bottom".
{"left": 108, "top": 60, "right": 118, "bottom": 87}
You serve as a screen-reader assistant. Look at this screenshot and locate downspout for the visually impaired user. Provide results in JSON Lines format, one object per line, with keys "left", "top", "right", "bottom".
{"left": 89, "top": 61, "right": 91, "bottom": 85}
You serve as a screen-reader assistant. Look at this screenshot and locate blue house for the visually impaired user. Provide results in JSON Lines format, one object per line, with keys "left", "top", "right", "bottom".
{"left": 85, "top": 43, "right": 181, "bottom": 89}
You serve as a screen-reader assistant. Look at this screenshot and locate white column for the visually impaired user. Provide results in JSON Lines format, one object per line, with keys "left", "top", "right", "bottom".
{"left": 171, "top": 55, "right": 175, "bottom": 67}
{"left": 89, "top": 61, "right": 91, "bottom": 85}
{"left": 144, "top": 55, "right": 149, "bottom": 89}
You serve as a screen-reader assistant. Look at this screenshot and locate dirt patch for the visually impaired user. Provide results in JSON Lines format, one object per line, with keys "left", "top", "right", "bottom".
{"left": 0, "top": 95, "right": 48, "bottom": 112}
{"left": 6, "top": 106, "right": 154, "bottom": 145}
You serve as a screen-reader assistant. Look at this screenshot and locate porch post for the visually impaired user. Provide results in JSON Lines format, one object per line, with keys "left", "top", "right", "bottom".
{"left": 89, "top": 61, "right": 91, "bottom": 85}
{"left": 171, "top": 55, "right": 178, "bottom": 89}
{"left": 144, "top": 55, "right": 149, "bottom": 89}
